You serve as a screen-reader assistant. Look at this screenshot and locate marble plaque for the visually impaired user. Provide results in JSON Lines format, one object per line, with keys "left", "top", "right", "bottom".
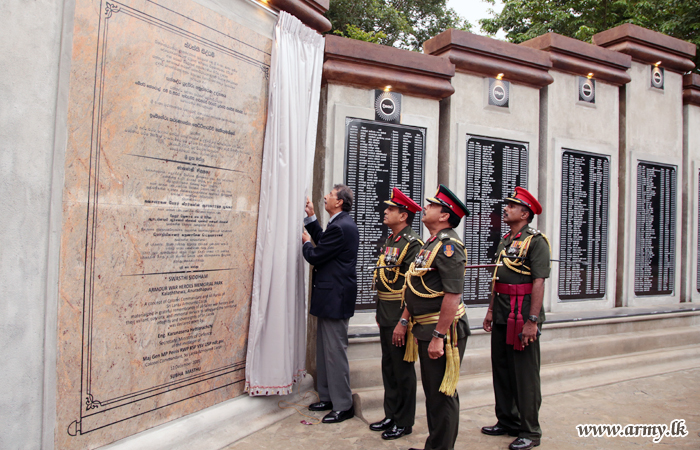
{"left": 56, "top": 1, "right": 271, "bottom": 448}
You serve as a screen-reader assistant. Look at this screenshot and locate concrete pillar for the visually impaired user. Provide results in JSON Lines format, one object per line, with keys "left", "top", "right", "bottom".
{"left": 682, "top": 74, "right": 700, "bottom": 303}
{"left": 520, "top": 33, "right": 631, "bottom": 313}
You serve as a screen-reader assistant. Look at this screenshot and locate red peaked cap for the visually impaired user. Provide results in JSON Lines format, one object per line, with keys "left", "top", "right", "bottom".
{"left": 505, "top": 187, "right": 542, "bottom": 215}
{"left": 385, "top": 187, "right": 422, "bottom": 213}
{"left": 426, "top": 184, "right": 469, "bottom": 219}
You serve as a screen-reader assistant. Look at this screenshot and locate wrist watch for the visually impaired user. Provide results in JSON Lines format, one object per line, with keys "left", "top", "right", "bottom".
{"left": 399, "top": 318, "right": 409, "bottom": 327}
{"left": 528, "top": 315, "right": 539, "bottom": 323}
{"left": 432, "top": 329, "right": 446, "bottom": 339}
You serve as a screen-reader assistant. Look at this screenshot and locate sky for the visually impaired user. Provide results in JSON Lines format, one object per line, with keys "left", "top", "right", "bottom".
{"left": 447, "top": 0, "right": 505, "bottom": 38}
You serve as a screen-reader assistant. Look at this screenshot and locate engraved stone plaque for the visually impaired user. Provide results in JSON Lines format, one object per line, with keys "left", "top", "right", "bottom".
{"left": 463, "top": 135, "right": 528, "bottom": 305}
{"left": 634, "top": 161, "right": 677, "bottom": 296}
{"left": 56, "top": 0, "right": 271, "bottom": 448}
{"left": 344, "top": 118, "right": 425, "bottom": 310}
{"left": 558, "top": 150, "right": 610, "bottom": 300}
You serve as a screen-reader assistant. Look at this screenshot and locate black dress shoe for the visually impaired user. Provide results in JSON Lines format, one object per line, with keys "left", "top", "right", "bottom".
{"left": 481, "top": 423, "right": 519, "bottom": 436}
{"left": 322, "top": 408, "right": 354, "bottom": 423}
{"left": 408, "top": 448, "right": 423, "bottom": 450}
{"left": 509, "top": 437, "right": 541, "bottom": 450}
{"left": 369, "top": 417, "right": 394, "bottom": 431}
{"left": 381, "top": 424, "right": 412, "bottom": 440}
{"left": 308, "top": 401, "right": 333, "bottom": 411}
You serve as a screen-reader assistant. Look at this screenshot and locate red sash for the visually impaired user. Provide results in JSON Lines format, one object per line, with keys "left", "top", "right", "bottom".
{"left": 494, "top": 282, "right": 533, "bottom": 351}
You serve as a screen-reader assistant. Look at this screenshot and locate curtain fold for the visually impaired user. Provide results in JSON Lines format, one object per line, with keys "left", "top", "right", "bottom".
{"left": 245, "top": 11, "right": 324, "bottom": 396}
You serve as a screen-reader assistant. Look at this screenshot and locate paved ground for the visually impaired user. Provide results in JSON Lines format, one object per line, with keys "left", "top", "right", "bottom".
{"left": 226, "top": 368, "right": 700, "bottom": 450}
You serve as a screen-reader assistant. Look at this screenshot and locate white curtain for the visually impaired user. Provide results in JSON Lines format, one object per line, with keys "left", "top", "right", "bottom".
{"left": 245, "top": 11, "right": 324, "bottom": 396}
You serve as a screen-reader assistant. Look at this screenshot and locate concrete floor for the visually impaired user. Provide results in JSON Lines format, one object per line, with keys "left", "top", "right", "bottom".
{"left": 226, "top": 368, "right": 700, "bottom": 450}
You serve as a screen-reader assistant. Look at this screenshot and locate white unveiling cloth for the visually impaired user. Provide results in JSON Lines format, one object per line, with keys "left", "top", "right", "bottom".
{"left": 245, "top": 11, "right": 324, "bottom": 395}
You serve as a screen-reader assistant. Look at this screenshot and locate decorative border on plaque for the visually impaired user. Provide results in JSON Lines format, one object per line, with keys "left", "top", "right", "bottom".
{"left": 71, "top": 0, "right": 270, "bottom": 435}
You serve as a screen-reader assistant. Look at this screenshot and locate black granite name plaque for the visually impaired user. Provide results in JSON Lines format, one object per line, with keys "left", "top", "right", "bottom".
{"left": 463, "top": 135, "right": 528, "bottom": 305}
{"left": 344, "top": 118, "right": 425, "bottom": 309}
{"left": 558, "top": 150, "right": 610, "bottom": 300}
{"left": 634, "top": 161, "right": 676, "bottom": 296}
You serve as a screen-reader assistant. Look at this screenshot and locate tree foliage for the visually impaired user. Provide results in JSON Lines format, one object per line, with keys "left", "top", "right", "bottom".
{"left": 326, "top": 0, "right": 471, "bottom": 51}
{"left": 480, "top": 0, "right": 700, "bottom": 70}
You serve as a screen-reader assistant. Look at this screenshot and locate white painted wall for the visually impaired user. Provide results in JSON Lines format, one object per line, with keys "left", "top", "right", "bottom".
{"left": 620, "top": 61, "right": 684, "bottom": 306}
{"left": 541, "top": 70, "right": 620, "bottom": 313}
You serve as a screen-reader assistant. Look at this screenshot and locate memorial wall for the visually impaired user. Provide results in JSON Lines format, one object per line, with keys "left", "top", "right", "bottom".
{"left": 320, "top": 36, "right": 453, "bottom": 312}
{"left": 521, "top": 33, "right": 630, "bottom": 312}
{"left": 2, "top": 3, "right": 700, "bottom": 447}
{"left": 425, "top": 30, "right": 552, "bottom": 307}
{"left": 593, "top": 24, "right": 695, "bottom": 306}
{"left": 55, "top": 0, "right": 272, "bottom": 447}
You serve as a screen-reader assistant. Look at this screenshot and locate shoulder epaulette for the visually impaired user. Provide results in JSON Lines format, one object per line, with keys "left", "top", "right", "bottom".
{"left": 449, "top": 237, "right": 465, "bottom": 248}
{"left": 528, "top": 227, "right": 541, "bottom": 236}
{"left": 436, "top": 233, "right": 464, "bottom": 248}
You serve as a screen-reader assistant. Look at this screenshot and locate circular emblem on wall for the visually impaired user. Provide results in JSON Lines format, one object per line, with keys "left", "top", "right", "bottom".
{"left": 489, "top": 79, "right": 509, "bottom": 107}
{"left": 579, "top": 78, "right": 595, "bottom": 103}
{"left": 651, "top": 66, "right": 664, "bottom": 89}
{"left": 375, "top": 92, "right": 401, "bottom": 122}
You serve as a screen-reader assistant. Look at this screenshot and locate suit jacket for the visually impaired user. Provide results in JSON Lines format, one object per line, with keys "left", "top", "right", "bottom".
{"left": 303, "top": 211, "right": 359, "bottom": 319}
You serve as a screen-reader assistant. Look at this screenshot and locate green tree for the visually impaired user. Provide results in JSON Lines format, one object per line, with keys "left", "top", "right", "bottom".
{"left": 326, "top": 0, "right": 471, "bottom": 51}
{"left": 480, "top": 0, "right": 700, "bottom": 70}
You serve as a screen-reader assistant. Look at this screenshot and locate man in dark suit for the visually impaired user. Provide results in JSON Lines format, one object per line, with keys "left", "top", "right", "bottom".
{"left": 302, "top": 184, "right": 359, "bottom": 424}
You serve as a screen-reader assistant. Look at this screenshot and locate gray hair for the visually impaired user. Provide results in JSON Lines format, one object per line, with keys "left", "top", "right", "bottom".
{"left": 333, "top": 184, "right": 353, "bottom": 212}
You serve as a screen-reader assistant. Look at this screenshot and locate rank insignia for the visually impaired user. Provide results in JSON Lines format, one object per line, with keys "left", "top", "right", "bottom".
{"left": 395, "top": 235, "right": 402, "bottom": 243}
{"left": 444, "top": 243, "right": 455, "bottom": 257}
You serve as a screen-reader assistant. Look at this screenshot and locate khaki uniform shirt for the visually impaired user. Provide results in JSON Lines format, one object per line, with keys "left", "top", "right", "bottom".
{"left": 374, "top": 225, "right": 422, "bottom": 327}
{"left": 492, "top": 224, "right": 550, "bottom": 325}
{"left": 404, "top": 227, "right": 470, "bottom": 341}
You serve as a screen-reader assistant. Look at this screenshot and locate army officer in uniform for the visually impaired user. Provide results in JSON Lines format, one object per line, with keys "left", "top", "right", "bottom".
{"left": 481, "top": 187, "right": 551, "bottom": 450}
{"left": 369, "top": 188, "right": 423, "bottom": 440}
{"left": 399, "top": 185, "right": 470, "bottom": 450}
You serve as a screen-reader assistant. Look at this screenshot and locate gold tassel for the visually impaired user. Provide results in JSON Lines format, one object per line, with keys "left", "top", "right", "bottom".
{"left": 403, "top": 320, "right": 418, "bottom": 362}
{"left": 438, "top": 324, "right": 461, "bottom": 396}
